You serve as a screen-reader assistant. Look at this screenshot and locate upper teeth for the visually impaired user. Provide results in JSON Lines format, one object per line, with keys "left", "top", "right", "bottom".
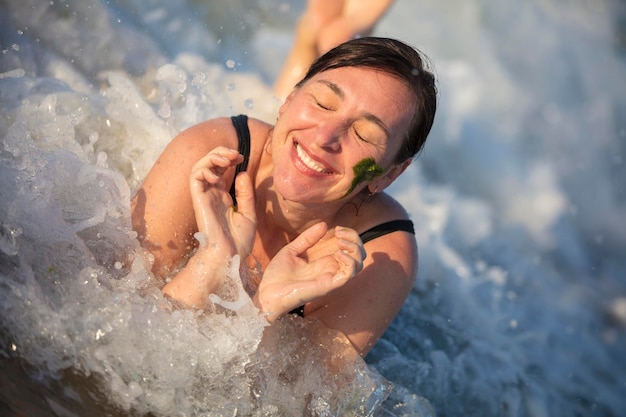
{"left": 296, "top": 143, "right": 327, "bottom": 173}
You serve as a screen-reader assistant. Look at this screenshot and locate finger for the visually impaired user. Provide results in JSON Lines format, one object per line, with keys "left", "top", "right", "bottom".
{"left": 190, "top": 149, "right": 244, "bottom": 194}
{"left": 280, "top": 222, "right": 328, "bottom": 257}
{"left": 192, "top": 147, "right": 243, "bottom": 172}
{"left": 334, "top": 225, "right": 360, "bottom": 243}
{"left": 204, "top": 146, "right": 241, "bottom": 160}
{"left": 233, "top": 172, "right": 257, "bottom": 223}
{"left": 335, "top": 226, "right": 366, "bottom": 260}
{"left": 333, "top": 248, "right": 360, "bottom": 277}
{"left": 280, "top": 260, "right": 355, "bottom": 311}
{"left": 190, "top": 167, "right": 220, "bottom": 186}
{"left": 336, "top": 239, "right": 365, "bottom": 270}
{"left": 194, "top": 147, "right": 239, "bottom": 168}
{"left": 336, "top": 237, "right": 364, "bottom": 257}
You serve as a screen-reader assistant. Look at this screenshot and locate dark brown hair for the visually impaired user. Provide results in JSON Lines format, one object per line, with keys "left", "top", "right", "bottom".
{"left": 296, "top": 37, "right": 437, "bottom": 164}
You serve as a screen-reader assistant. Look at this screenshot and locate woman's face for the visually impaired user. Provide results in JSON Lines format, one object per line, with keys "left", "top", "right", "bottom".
{"left": 271, "top": 66, "right": 415, "bottom": 203}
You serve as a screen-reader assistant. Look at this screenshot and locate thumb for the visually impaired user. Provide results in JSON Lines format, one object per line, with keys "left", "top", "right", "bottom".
{"left": 234, "top": 172, "right": 257, "bottom": 223}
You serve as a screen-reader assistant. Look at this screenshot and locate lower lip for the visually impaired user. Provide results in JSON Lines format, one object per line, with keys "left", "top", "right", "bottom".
{"left": 292, "top": 143, "right": 331, "bottom": 177}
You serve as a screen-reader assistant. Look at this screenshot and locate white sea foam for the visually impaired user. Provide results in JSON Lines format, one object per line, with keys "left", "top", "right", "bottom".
{"left": 1, "top": 0, "right": 625, "bottom": 416}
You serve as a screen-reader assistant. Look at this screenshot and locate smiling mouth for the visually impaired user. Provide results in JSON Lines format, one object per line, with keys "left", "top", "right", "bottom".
{"left": 295, "top": 142, "right": 333, "bottom": 174}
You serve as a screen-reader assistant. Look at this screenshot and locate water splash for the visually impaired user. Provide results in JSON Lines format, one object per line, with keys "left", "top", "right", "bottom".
{"left": 1, "top": 0, "right": 625, "bottom": 416}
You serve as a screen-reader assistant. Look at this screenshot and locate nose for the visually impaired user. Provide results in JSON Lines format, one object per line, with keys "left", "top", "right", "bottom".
{"left": 313, "top": 119, "right": 346, "bottom": 152}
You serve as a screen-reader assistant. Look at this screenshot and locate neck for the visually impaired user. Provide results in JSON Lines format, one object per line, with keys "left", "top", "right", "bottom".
{"left": 255, "top": 180, "right": 342, "bottom": 239}
{"left": 254, "top": 154, "right": 364, "bottom": 240}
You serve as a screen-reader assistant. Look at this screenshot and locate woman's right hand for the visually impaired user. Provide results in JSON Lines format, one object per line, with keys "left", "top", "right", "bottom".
{"left": 162, "top": 147, "right": 257, "bottom": 307}
{"left": 189, "top": 147, "right": 257, "bottom": 258}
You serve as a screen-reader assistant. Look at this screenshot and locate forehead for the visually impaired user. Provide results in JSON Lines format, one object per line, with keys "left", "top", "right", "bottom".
{"left": 304, "top": 67, "right": 415, "bottom": 139}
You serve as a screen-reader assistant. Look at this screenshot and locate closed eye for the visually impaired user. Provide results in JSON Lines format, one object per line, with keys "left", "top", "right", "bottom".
{"left": 315, "top": 100, "right": 333, "bottom": 111}
{"left": 353, "top": 127, "right": 369, "bottom": 142}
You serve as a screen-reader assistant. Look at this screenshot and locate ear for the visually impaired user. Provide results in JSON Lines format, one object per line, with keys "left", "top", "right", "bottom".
{"left": 367, "top": 159, "right": 412, "bottom": 194}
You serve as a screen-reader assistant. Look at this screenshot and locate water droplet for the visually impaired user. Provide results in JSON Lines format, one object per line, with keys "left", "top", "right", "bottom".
{"left": 158, "top": 101, "right": 171, "bottom": 118}
{"left": 192, "top": 72, "right": 206, "bottom": 86}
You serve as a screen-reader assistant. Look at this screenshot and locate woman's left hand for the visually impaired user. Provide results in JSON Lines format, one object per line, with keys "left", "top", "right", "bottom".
{"left": 253, "top": 222, "right": 365, "bottom": 321}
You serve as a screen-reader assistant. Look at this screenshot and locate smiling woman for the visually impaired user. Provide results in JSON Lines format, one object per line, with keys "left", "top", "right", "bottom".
{"left": 131, "top": 37, "right": 437, "bottom": 357}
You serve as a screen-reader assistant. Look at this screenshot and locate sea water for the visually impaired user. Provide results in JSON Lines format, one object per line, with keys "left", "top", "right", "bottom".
{"left": 1, "top": 0, "right": 625, "bottom": 416}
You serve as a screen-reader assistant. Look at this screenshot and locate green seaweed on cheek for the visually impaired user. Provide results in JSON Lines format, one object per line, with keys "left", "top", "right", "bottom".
{"left": 343, "top": 158, "right": 385, "bottom": 197}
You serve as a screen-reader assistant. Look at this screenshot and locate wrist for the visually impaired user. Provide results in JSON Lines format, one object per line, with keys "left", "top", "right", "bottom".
{"left": 252, "top": 291, "right": 280, "bottom": 323}
{"left": 161, "top": 249, "right": 229, "bottom": 308}
{"left": 194, "top": 231, "right": 237, "bottom": 258}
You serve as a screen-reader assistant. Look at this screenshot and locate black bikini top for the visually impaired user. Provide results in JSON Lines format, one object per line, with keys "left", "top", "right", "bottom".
{"left": 229, "top": 114, "right": 251, "bottom": 203}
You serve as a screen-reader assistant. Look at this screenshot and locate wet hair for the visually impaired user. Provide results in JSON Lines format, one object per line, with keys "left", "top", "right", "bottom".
{"left": 296, "top": 37, "right": 437, "bottom": 164}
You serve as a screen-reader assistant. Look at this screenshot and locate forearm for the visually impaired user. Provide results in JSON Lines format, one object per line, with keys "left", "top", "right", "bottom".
{"left": 274, "top": 16, "right": 319, "bottom": 99}
{"left": 344, "top": 0, "right": 394, "bottom": 31}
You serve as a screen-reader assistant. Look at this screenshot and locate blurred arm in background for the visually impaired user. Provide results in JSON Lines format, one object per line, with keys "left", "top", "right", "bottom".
{"left": 274, "top": 0, "right": 395, "bottom": 100}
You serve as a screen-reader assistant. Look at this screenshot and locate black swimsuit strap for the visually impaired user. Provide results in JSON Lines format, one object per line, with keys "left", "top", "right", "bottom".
{"left": 359, "top": 219, "right": 415, "bottom": 244}
{"left": 229, "top": 115, "right": 251, "bottom": 204}
{"left": 290, "top": 219, "right": 415, "bottom": 317}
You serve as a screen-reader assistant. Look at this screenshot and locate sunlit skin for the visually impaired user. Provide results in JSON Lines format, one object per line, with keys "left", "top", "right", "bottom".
{"left": 131, "top": 66, "right": 418, "bottom": 357}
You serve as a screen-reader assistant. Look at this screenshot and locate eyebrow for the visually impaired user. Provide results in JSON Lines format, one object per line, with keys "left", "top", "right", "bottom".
{"left": 316, "top": 79, "right": 391, "bottom": 137}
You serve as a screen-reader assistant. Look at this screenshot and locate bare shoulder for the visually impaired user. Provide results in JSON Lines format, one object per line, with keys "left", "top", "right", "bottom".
{"left": 240, "top": 116, "right": 274, "bottom": 170}
{"left": 174, "top": 117, "right": 239, "bottom": 150}
{"left": 352, "top": 191, "right": 414, "bottom": 235}
{"left": 163, "top": 116, "right": 272, "bottom": 163}
{"left": 360, "top": 192, "right": 417, "bottom": 276}
{"left": 309, "top": 192, "right": 418, "bottom": 355}
{"left": 361, "top": 191, "right": 418, "bottom": 281}
{"left": 181, "top": 115, "right": 272, "bottom": 141}
{"left": 246, "top": 117, "right": 273, "bottom": 151}
{"left": 246, "top": 116, "right": 273, "bottom": 134}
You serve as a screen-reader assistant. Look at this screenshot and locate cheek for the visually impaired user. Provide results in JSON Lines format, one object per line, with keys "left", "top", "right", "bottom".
{"left": 270, "top": 123, "right": 292, "bottom": 151}
{"left": 342, "top": 158, "right": 385, "bottom": 197}
{"left": 283, "top": 97, "right": 322, "bottom": 124}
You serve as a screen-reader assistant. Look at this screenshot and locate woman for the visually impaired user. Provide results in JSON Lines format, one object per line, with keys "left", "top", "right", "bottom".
{"left": 131, "top": 37, "right": 437, "bottom": 357}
